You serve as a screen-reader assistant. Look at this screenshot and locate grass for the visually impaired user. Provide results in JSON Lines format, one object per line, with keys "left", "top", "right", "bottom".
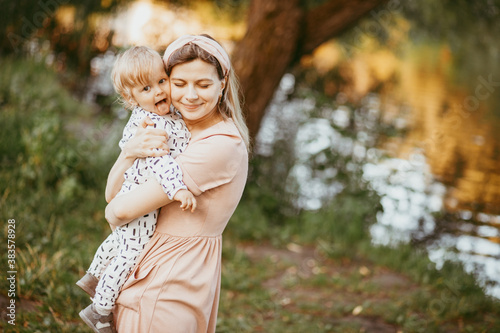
{"left": 220, "top": 191, "right": 500, "bottom": 332}
{"left": 1, "top": 57, "right": 499, "bottom": 332}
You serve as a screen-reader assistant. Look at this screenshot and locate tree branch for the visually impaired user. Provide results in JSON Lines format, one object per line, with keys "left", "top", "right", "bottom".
{"left": 298, "top": 0, "right": 388, "bottom": 57}
{"left": 232, "top": 0, "right": 389, "bottom": 140}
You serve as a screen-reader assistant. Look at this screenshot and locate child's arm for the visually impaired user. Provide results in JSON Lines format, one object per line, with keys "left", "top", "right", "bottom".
{"left": 173, "top": 189, "right": 197, "bottom": 212}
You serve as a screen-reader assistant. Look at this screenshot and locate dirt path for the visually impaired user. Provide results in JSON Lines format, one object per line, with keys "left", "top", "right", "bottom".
{"left": 238, "top": 242, "right": 421, "bottom": 333}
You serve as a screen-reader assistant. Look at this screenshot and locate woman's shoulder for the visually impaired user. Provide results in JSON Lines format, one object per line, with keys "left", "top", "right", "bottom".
{"left": 196, "top": 119, "right": 242, "bottom": 142}
{"left": 177, "top": 119, "right": 248, "bottom": 194}
{"left": 183, "top": 119, "right": 247, "bottom": 163}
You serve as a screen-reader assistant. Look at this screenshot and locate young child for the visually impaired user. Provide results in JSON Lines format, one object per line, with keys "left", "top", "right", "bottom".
{"left": 77, "top": 46, "right": 196, "bottom": 333}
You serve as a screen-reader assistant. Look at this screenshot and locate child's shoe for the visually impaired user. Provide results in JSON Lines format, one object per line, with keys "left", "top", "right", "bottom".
{"left": 79, "top": 304, "right": 117, "bottom": 333}
{"left": 76, "top": 273, "right": 99, "bottom": 298}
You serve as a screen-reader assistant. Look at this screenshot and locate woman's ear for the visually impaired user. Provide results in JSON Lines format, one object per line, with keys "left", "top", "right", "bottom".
{"left": 220, "top": 77, "right": 227, "bottom": 94}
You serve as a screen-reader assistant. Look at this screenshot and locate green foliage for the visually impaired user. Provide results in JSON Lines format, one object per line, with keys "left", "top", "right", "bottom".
{"left": 0, "top": 57, "right": 112, "bottom": 195}
{"left": 243, "top": 147, "right": 300, "bottom": 226}
{"left": 401, "top": 0, "right": 500, "bottom": 84}
{"left": 1, "top": 0, "right": 130, "bottom": 75}
{"left": 0, "top": 57, "right": 120, "bottom": 331}
{"left": 336, "top": 0, "right": 500, "bottom": 114}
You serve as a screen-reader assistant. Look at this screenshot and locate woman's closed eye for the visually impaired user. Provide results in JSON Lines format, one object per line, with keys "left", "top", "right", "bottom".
{"left": 172, "top": 81, "right": 211, "bottom": 88}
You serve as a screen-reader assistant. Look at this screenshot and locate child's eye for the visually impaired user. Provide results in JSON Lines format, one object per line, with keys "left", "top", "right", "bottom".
{"left": 159, "top": 79, "right": 167, "bottom": 84}
{"left": 143, "top": 86, "right": 151, "bottom": 92}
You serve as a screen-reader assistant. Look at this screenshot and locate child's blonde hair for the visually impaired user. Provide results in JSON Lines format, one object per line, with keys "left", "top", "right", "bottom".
{"left": 111, "top": 46, "right": 162, "bottom": 109}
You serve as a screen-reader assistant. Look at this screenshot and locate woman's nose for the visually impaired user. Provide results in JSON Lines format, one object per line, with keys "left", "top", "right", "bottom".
{"left": 186, "top": 86, "right": 198, "bottom": 100}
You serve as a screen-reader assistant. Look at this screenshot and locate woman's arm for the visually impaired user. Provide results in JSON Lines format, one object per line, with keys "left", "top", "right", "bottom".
{"left": 105, "top": 151, "right": 136, "bottom": 203}
{"left": 105, "top": 179, "right": 173, "bottom": 227}
{"left": 106, "top": 131, "right": 246, "bottom": 227}
{"left": 105, "top": 117, "right": 170, "bottom": 203}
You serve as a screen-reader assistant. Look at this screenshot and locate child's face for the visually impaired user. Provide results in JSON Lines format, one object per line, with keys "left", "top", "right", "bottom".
{"left": 129, "top": 57, "right": 171, "bottom": 115}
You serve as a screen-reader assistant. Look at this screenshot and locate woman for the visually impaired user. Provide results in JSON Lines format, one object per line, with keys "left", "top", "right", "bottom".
{"left": 104, "top": 34, "right": 249, "bottom": 332}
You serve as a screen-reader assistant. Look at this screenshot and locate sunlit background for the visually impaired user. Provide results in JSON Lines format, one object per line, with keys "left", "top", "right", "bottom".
{"left": 81, "top": 0, "right": 500, "bottom": 297}
{"left": 2, "top": 0, "right": 500, "bottom": 330}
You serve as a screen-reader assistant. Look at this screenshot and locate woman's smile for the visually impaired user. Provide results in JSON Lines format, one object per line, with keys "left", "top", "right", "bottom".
{"left": 181, "top": 103, "right": 202, "bottom": 110}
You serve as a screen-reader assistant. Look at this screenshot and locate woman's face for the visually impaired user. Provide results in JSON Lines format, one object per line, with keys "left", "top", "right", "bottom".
{"left": 169, "top": 59, "right": 225, "bottom": 125}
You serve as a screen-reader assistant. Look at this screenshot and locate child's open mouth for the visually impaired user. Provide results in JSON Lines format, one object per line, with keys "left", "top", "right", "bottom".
{"left": 155, "top": 98, "right": 169, "bottom": 114}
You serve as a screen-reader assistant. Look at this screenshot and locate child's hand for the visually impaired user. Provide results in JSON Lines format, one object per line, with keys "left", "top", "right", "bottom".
{"left": 173, "top": 189, "right": 197, "bottom": 212}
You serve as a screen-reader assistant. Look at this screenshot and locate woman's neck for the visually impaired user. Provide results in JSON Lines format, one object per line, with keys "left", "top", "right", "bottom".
{"left": 185, "top": 112, "right": 224, "bottom": 136}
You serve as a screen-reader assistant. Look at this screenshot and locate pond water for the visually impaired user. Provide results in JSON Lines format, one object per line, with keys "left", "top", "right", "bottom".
{"left": 89, "top": 0, "right": 500, "bottom": 298}
{"left": 256, "top": 58, "right": 500, "bottom": 298}
{"left": 341, "top": 43, "right": 500, "bottom": 298}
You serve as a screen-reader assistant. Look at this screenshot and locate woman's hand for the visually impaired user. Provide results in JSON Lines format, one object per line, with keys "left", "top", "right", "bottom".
{"left": 122, "top": 116, "right": 170, "bottom": 159}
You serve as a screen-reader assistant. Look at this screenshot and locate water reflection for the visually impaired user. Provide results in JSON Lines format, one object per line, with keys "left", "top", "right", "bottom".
{"left": 258, "top": 70, "right": 500, "bottom": 298}
{"left": 391, "top": 63, "right": 500, "bottom": 217}
{"left": 364, "top": 48, "right": 500, "bottom": 297}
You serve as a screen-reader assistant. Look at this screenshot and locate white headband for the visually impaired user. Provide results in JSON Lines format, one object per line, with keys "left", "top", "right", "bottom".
{"left": 163, "top": 35, "right": 231, "bottom": 76}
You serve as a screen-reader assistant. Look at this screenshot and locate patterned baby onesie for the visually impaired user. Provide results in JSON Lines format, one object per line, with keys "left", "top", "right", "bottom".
{"left": 87, "top": 106, "right": 190, "bottom": 314}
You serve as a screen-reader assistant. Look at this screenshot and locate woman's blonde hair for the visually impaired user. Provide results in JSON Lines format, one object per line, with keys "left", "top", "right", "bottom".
{"left": 165, "top": 35, "right": 250, "bottom": 151}
{"left": 111, "top": 46, "right": 162, "bottom": 109}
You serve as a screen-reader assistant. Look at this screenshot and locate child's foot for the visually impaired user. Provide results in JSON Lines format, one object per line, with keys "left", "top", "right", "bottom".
{"left": 76, "top": 273, "right": 99, "bottom": 298}
{"left": 79, "top": 304, "right": 117, "bottom": 333}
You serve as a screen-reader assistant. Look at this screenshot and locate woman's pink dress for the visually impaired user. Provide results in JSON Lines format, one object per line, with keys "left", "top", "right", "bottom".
{"left": 114, "top": 119, "right": 248, "bottom": 332}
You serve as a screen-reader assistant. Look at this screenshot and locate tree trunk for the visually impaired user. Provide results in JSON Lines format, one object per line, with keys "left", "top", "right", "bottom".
{"left": 232, "top": 0, "right": 388, "bottom": 141}
{"left": 232, "top": 0, "right": 303, "bottom": 141}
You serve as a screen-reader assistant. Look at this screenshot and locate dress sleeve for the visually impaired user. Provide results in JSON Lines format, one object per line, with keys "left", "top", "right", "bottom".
{"left": 175, "top": 134, "right": 246, "bottom": 196}
{"left": 146, "top": 155, "right": 187, "bottom": 199}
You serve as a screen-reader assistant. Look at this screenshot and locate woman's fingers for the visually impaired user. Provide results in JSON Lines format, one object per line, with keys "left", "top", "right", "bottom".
{"left": 148, "top": 139, "right": 170, "bottom": 156}
{"left": 140, "top": 128, "right": 169, "bottom": 148}
{"left": 139, "top": 117, "right": 169, "bottom": 140}
{"left": 138, "top": 117, "right": 169, "bottom": 146}
{"left": 124, "top": 117, "right": 170, "bottom": 158}
{"left": 140, "top": 116, "right": 155, "bottom": 128}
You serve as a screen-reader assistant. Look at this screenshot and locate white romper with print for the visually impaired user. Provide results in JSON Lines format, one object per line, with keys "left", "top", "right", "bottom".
{"left": 87, "top": 106, "right": 190, "bottom": 314}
